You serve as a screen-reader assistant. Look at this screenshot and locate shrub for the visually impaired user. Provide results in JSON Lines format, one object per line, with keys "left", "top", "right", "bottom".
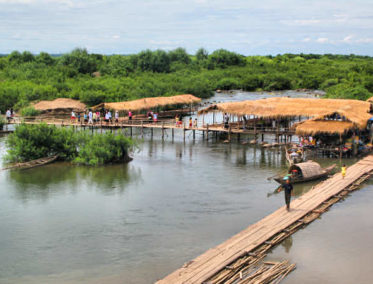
{"left": 0, "top": 116, "right": 5, "bottom": 130}
{"left": 74, "top": 132, "right": 136, "bottom": 166}
{"left": 20, "top": 106, "right": 40, "bottom": 116}
{"left": 5, "top": 124, "right": 136, "bottom": 165}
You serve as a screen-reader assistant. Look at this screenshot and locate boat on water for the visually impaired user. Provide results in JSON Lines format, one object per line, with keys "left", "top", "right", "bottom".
{"left": 274, "top": 161, "right": 336, "bottom": 184}
{"left": 2, "top": 155, "right": 59, "bottom": 171}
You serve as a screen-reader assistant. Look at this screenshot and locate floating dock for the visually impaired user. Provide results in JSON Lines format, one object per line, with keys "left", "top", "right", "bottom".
{"left": 157, "top": 155, "right": 373, "bottom": 284}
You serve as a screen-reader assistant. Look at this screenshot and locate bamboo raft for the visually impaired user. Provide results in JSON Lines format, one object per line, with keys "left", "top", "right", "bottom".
{"left": 2, "top": 155, "right": 59, "bottom": 171}
{"left": 157, "top": 155, "right": 373, "bottom": 284}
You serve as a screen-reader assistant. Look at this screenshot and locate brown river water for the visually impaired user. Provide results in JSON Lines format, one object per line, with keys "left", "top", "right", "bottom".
{"left": 0, "top": 91, "right": 371, "bottom": 284}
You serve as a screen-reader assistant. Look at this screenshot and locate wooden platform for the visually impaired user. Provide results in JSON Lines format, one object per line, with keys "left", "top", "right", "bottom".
{"left": 156, "top": 155, "right": 373, "bottom": 284}
{"left": 8, "top": 119, "right": 295, "bottom": 141}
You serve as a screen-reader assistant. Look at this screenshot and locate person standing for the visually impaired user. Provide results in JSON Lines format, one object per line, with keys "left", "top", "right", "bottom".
{"left": 115, "top": 110, "right": 119, "bottom": 124}
{"left": 341, "top": 164, "right": 346, "bottom": 179}
{"left": 279, "top": 178, "right": 293, "bottom": 211}
{"left": 128, "top": 110, "right": 132, "bottom": 121}
{"left": 88, "top": 110, "right": 93, "bottom": 124}
{"left": 224, "top": 113, "right": 229, "bottom": 129}
{"left": 6, "top": 109, "right": 11, "bottom": 122}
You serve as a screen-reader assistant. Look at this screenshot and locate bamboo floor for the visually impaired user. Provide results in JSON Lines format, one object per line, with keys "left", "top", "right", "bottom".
{"left": 157, "top": 155, "right": 373, "bottom": 284}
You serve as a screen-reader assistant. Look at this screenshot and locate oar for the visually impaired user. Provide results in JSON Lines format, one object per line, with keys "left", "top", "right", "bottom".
{"left": 267, "top": 174, "right": 279, "bottom": 181}
{"left": 267, "top": 185, "right": 283, "bottom": 197}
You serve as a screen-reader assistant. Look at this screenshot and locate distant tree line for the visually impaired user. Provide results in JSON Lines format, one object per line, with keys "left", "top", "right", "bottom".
{"left": 0, "top": 48, "right": 373, "bottom": 112}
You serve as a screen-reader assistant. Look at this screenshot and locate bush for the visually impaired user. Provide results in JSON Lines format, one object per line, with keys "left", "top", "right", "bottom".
{"left": 5, "top": 123, "right": 77, "bottom": 162}
{"left": 5, "top": 124, "right": 136, "bottom": 165}
{"left": 216, "top": 78, "right": 240, "bottom": 90}
{"left": 0, "top": 116, "right": 5, "bottom": 130}
{"left": 74, "top": 132, "right": 136, "bottom": 166}
{"left": 20, "top": 106, "right": 40, "bottom": 116}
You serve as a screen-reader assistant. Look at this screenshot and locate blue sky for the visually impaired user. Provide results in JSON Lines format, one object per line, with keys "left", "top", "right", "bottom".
{"left": 1, "top": 0, "right": 373, "bottom": 55}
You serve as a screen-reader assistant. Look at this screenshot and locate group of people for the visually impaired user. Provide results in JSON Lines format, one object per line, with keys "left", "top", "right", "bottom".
{"left": 147, "top": 111, "right": 158, "bottom": 123}
{"left": 71, "top": 109, "right": 124, "bottom": 125}
{"left": 175, "top": 115, "right": 198, "bottom": 128}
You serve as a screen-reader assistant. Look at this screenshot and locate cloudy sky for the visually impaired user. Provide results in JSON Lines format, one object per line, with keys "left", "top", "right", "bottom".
{"left": 1, "top": 0, "right": 373, "bottom": 55}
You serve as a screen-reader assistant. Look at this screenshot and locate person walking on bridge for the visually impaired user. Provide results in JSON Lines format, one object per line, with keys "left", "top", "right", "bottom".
{"left": 341, "top": 164, "right": 347, "bottom": 179}
{"left": 279, "top": 177, "right": 293, "bottom": 211}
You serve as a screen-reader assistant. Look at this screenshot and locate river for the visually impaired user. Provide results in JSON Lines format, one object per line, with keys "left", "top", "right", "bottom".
{"left": 0, "top": 90, "right": 371, "bottom": 284}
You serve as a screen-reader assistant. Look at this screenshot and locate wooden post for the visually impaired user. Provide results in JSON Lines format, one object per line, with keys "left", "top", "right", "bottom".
{"left": 130, "top": 126, "right": 133, "bottom": 137}
{"left": 161, "top": 121, "right": 164, "bottom": 139}
{"left": 228, "top": 125, "right": 232, "bottom": 141}
{"left": 183, "top": 123, "right": 186, "bottom": 141}
{"left": 172, "top": 128, "right": 174, "bottom": 140}
{"left": 237, "top": 133, "right": 240, "bottom": 142}
{"left": 151, "top": 127, "right": 153, "bottom": 138}
{"left": 193, "top": 130, "right": 195, "bottom": 140}
{"left": 261, "top": 133, "right": 264, "bottom": 142}
{"left": 141, "top": 121, "right": 144, "bottom": 137}
{"left": 206, "top": 124, "right": 209, "bottom": 141}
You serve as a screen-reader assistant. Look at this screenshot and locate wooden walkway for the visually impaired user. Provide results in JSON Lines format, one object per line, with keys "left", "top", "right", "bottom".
{"left": 157, "top": 155, "right": 373, "bottom": 284}
{"left": 7, "top": 119, "right": 295, "bottom": 142}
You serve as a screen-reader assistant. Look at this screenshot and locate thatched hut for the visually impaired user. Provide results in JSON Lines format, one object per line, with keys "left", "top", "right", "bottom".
{"left": 33, "top": 98, "right": 86, "bottom": 114}
{"left": 199, "top": 97, "right": 372, "bottom": 131}
{"left": 92, "top": 94, "right": 201, "bottom": 112}
{"left": 295, "top": 120, "right": 355, "bottom": 136}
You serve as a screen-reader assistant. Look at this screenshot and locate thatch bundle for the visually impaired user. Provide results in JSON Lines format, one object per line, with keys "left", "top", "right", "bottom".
{"left": 33, "top": 98, "right": 86, "bottom": 112}
{"left": 289, "top": 161, "right": 324, "bottom": 178}
{"left": 295, "top": 120, "right": 355, "bottom": 135}
{"left": 199, "top": 97, "right": 372, "bottom": 129}
{"left": 92, "top": 94, "right": 201, "bottom": 112}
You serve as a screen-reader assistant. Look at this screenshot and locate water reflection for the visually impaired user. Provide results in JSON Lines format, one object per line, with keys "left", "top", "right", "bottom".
{"left": 281, "top": 236, "right": 293, "bottom": 253}
{"left": 6, "top": 162, "right": 142, "bottom": 201}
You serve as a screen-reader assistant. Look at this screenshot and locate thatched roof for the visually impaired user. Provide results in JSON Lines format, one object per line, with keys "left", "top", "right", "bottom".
{"left": 289, "top": 161, "right": 324, "bottom": 179}
{"left": 33, "top": 98, "right": 86, "bottom": 112}
{"left": 295, "top": 120, "right": 355, "bottom": 136}
{"left": 198, "top": 97, "right": 371, "bottom": 129}
{"left": 92, "top": 94, "right": 201, "bottom": 112}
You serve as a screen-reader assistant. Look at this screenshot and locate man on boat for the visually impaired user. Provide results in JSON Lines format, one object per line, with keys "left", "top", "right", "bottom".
{"left": 279, "top": 177, "right": 293, "bottom": 211}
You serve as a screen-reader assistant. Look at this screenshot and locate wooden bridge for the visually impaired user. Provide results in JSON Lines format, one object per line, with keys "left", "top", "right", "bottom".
{"left": 156, "top": 155, "right": 373, "bottom": 284}
{"left": 7, "top": 118, "right": 296, "bottom": 143}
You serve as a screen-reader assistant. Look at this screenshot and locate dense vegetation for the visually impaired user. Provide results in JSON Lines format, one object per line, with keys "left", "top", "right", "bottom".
{"left": 0, "top": 116, "right": 5, "bottom": 130}
{"left": 5, "top": 124, "right": 136, "bottom": 165}
{"left": 1, "top": 48, "right": 373, "bottom": 113}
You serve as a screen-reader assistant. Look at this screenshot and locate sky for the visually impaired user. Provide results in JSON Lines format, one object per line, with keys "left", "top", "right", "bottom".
{"left": 1, "top": 0, "right": 373, "bottom": 55}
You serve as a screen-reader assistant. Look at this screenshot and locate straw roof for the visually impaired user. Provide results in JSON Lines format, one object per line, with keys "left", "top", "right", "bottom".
{"left": 92, "top": 94, "right": 201, "bottom": 112}
{"left": 295, "top": 120, "right": 355, "bottom": 136}
{"left": 33, "top": 98, "right": 86, "bottom": 112}
{"left": 199, "top": 97, "right": 372, "bottom": 129}
{"left": 289, "top": 161, "right": 324, "bottom": 179}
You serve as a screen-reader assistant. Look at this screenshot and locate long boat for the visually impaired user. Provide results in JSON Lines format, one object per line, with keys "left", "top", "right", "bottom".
{"left": 274, "top": 161, "right": 336, "bottom": 184}
{"left": 2, "top": 155, "right": 59, "bottom": 171}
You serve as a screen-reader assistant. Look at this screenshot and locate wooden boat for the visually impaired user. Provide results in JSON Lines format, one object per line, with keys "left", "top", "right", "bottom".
{"left": 285, "top": 146, "right": 304, "bottom": 166}
{"left": 274, "top": 161, "right": 336, "bottom": 184}
{"left": 2, "top": 155, "right": 59, "bottom": 171}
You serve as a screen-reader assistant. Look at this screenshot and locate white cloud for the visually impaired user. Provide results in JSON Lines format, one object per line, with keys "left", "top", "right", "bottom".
{"left": 316, "top": 37, "right": 329, "bottom": 43}
{"left": 112, "top": 35, "right": 120, "bottom": 40}
{"left": 343, "top": 35, "right": 353, "bottom": 43}
{"left": 302, "top": 37, "right": 311, "bottom": 42}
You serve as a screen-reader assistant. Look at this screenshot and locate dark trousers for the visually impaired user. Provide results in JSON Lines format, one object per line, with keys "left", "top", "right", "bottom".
{"left": 285, "top": 192, "right": 291, "bottom": 208}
